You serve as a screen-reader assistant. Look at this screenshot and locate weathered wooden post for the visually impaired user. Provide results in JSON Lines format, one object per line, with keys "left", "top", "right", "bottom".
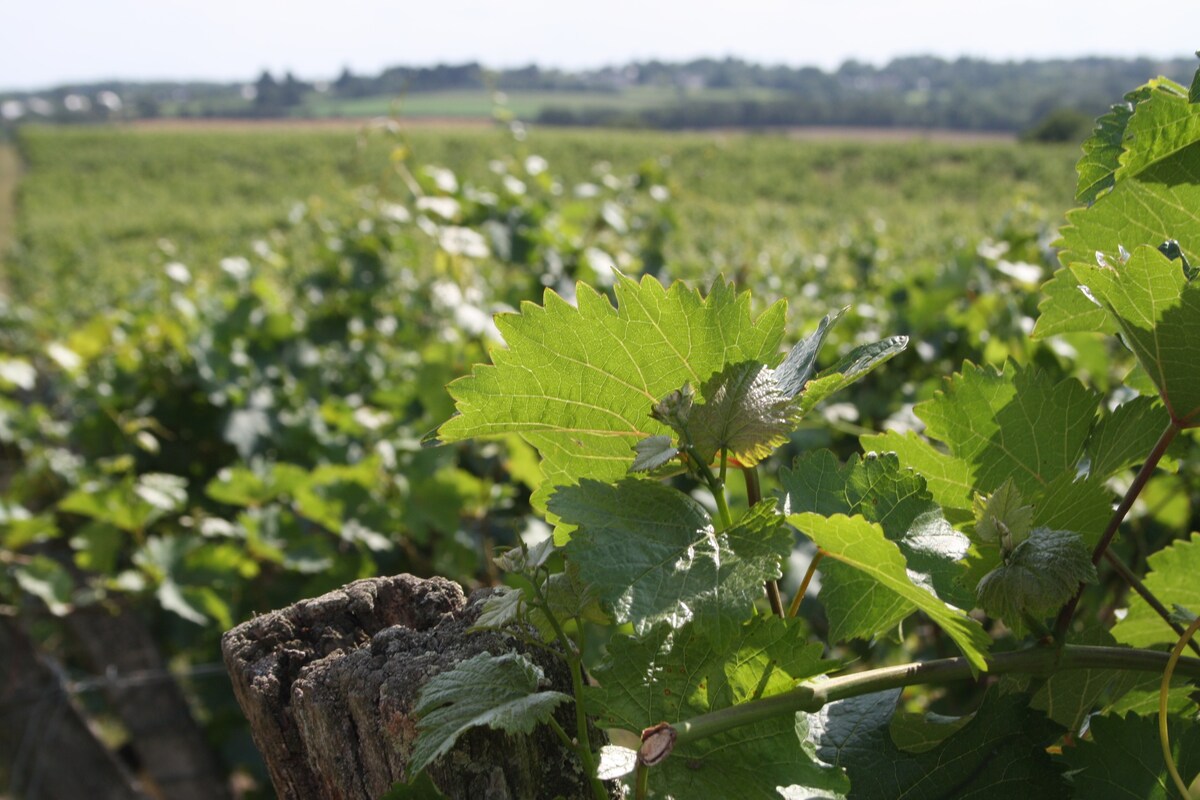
{"left": 222, "top": 574, "right": 601, "bottom": 799}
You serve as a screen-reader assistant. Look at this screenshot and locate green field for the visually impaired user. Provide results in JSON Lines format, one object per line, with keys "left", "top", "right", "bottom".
{"left": 0, "top": 142, "right": 17, "bottom": 258}
{"left": 6, "top": 124, "right": 1076, "bottom": 322}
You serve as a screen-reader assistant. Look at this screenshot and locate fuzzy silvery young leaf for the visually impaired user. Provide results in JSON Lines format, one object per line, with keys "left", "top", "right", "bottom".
{"left": 788, "top": 512, "right": 989, "bottom": 672}
{"left": 973, "top": 478, "right": 1033, "bottom": 548}
{"left": 976, "top": 528, "right": 1096, "bottom": 623}
{"left": 689, "top": 360, "right": 801, "bottom": 466}
{"left": 794, "top": 336, "right": 909, "bottom": 418}
{"left": 586, "top": 619, "right": 847, "bottom": 799}
{"left": 493, "top": 535, "right": 556, "bottom": 573}
{"left": 774, "top": 306, "right": 846, "bottom": 398}
{"left": 409, "top": 652, "right": 571, "bottom": 777}
{"left": 433, "top": 275, "right": 785, "bottom": 493}
{"left": 1112, "top": 532, "right": 1200, "bottom": 648}
{"left": 1071, "top": 246, "right": 1200, "bottom": 425}
{"left": 555, "top": 481, "right": 790, "bottom": 640}
{"left": 809, "top": 690, "right": 1068, "bottom": 799}
{"left": 780, "top": 450, "right": 972, "bottom": 633}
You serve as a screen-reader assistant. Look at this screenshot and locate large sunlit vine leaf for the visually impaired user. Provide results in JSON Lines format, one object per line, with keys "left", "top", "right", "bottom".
{"left": 1035, "top": 77, "right": 1200, "bottom": 338}
{"left": 1075, "top": 85, "right": 1147, "bottom": 204}
{"left": 1084, "top": 395, "right": 1172, "bottom": 478}
{"left": 1111, "top": 532, "right": 1200, "bottom": 648}
{"left": 554, "top": 480, "right": 791, "bottom": 639}
{"left": 586, "top": 619, "right": 847, "bottom": 799}
{"left": 809, "top": 690, "right": 1069, "bottom": 799}
{"left": 858, "top": 430, "right": 973, "bottom": 513}
{"left": 863, "top": 361, "right": 1111, "bottom": 570}
{"left": 788, "top": 512, "right": 989, "bottom": 672}
{"left": 433, "top": 275, "right": 786, "bottom": 491}
{"left": 780, "top": 450, "right": 972, "bottom": 621}
{"left": 1115, "top": 79, "right": 1199, "bottom": 182}
{"left": 916, "top": 361, "right": 1098, "bottom": 497}
{"left": 1071, "top": 246, "right": 1200, "bottom": 425}
{"left": 409, "top": 652, "right": 572, "bottom": 777}
{"left": 1059, "top": 713, "right": 1200, "bottom": 799}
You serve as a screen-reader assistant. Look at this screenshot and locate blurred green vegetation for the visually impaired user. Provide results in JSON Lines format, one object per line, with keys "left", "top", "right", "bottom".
{"left": 7, "top": 124, "right": 1076, "bottom": 325}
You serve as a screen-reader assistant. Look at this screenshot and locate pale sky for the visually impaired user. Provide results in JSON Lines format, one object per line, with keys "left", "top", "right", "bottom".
{"left": 3, "top": 0, "right": 1198, "bottom": 91}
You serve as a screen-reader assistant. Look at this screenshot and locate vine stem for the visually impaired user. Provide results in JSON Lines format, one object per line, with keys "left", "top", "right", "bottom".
{"left": 1104, "top": 549, "right": 1200, "bottom": 657}
{"left": 1053, "top": 421, "right": 1180, "bottom": 641}
{"left": 741, "top": 465, "right": 787, "bottom": 617}
{"left": 788, "top": 550, "right": 824, "bottom": 618}
{"left": 1160, "top": 616, "right": 1200, "bottom": 800}
{"left": 636, "top": 645, "right": 1200, "bottom": 762}
{"left": 528, "top": 577, "right": 609, "bottom": 800}
{"left": 690, "top": 448, "right": 733, "bottom": 530}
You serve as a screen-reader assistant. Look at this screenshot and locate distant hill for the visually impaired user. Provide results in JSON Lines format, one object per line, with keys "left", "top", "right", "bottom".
{"left": 2, "top": 55, "right": 1196, "bottom": 135}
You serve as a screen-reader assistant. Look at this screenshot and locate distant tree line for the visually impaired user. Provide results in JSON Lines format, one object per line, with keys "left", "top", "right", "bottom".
{"left": 2, "top": 55, "right": 1195, "bottom": 134}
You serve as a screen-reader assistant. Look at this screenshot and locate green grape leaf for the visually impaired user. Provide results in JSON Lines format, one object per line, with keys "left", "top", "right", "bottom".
{"left": 206, "top": 462, "right": 309, "bottom": 507}
{"left": 1075, "top": 87, "right": 1146, "bottom": 204}
{"left": 587, "top": 619, "right": 847, "bottom": 799}
{"left": 1030, "top": 472, "right": 1112, "bottom": 550}
{"left": 60, "top": 474, "right": 187, "bottom": 533}
{"left": 629, "top": 434, "right": 679, "bottom": 472}
{"left": 888, "top": 710, "right": 971, "bottom": 754}
{"left": 434, "top": 275, "right": 786, "bottom": 488}
{"left": 690, "top": 361, "right": 801, "bottom": 466}
{"left": 555, "top": 480, "right": 791, "bottom": 639}
{"left": 1085, "top": 395, "right": 1173, "bottom": 478}
{"left": 1032, "top": 267, "right": 1117, "bottom": 338}
{"left": 1112, "top": 532, "right": 1200, "bottom": 647}
{"left": 794, "top": 336, "right": 909, "bottom": 418}
{"left": 810, "top": 690, "right": 1069, "bottom": 799}
{"left": 1105, "top": 669, "right": 1197, "bottom": 717}
{"left": 780, "top": 450, "right": 972, "bottom": 612}
{"left": 859, "top": 430, "right": 973, "bottom": 512}
{"left": 409, "top": 652, "right": 572, "bottom": 777}
{"left": 1002, "top": 627, "right": 1121, "bottom": 733}
{"left": 1059, "top": 713, "right": 1200, "bottom": 799}
{"left": 14, "top": 555, "right": 74, "bottom": 615}
{"left": 1072, "top": 246, "right": 1200, "bottom": 425}
{"left": 788, "top": 512, "right": 989, "bottom": 672}
{"left": 588, "top": 617, "right": 835, "bottom": 732}
{"left": 1192, "top": 56, "right": 1200, "bottom": 104}
{"left": 916, "top": 361, "right": 1098, "bottom": 498}
{"left": 1115, "top": 79, "right": 1196, "bottom": 182}
{"left": 1056, "top": 169, "right": 1200, "bottom": 301}
{"left": 1037, "top": 81, "right": 1200, "bottom": 339}
{"left": 774, "top": 307, "right": 845, "bottom": 398}
{"left": 973, "top": 478, "right": 1033, "bottom": 547}
{"left": 976, "top": 528, "right": 1097, "bottom": 623}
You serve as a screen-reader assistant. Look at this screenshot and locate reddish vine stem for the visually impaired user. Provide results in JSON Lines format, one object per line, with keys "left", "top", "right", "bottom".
{"left": 788, "top": 550, "right": 824, "bottom": 618}
{"left": 1053, "top": 421, "right": 1181, "bottom": 641}
{"left": 743, "top": 466, "right": 787, "bottom": 617}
